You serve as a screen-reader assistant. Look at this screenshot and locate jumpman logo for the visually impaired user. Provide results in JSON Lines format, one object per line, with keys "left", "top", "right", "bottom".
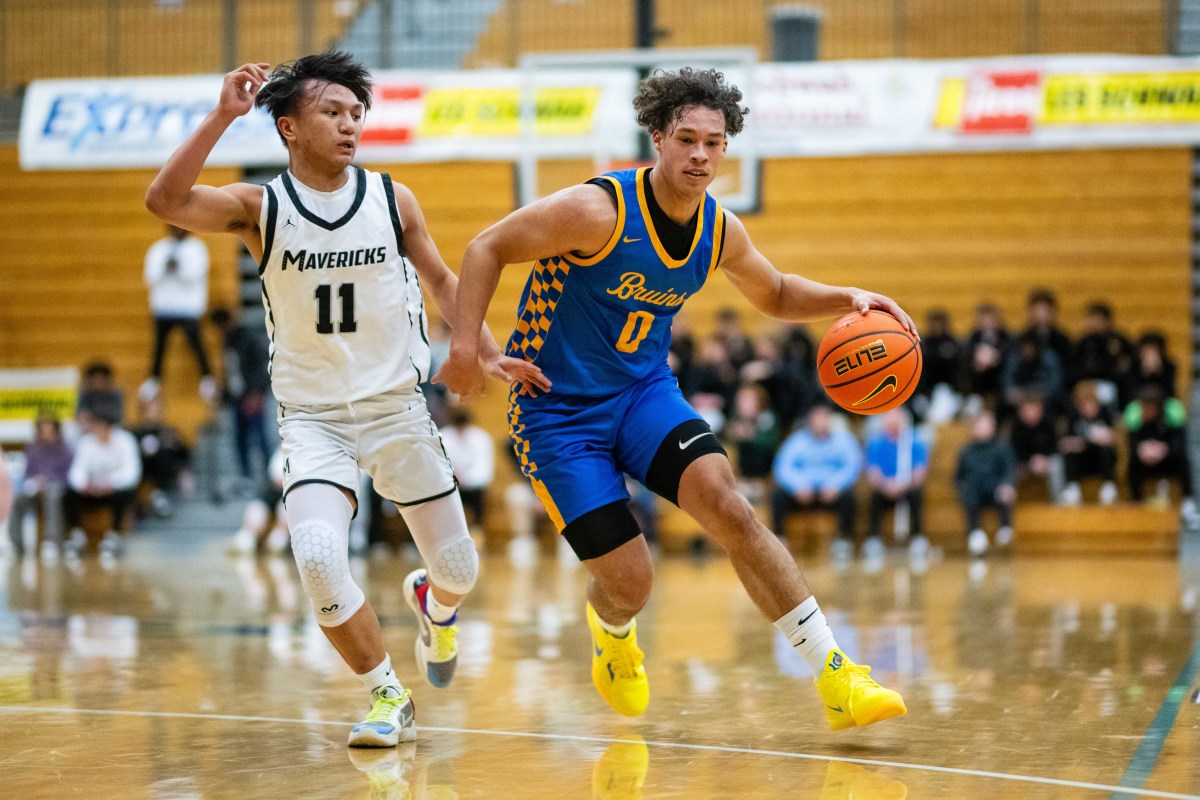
{"left": 283, "top": 215, "right": 296, "bottom": 230}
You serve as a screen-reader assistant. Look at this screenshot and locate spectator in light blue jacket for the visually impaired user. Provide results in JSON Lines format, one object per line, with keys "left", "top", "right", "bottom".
{"left": 770, "top": 404, "right": 862, "bottom": 546}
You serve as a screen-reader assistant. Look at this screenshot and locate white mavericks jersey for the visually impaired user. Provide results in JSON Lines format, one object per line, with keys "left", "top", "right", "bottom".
{"left": 258, "top": 166, "right": 431, "bottom": 405}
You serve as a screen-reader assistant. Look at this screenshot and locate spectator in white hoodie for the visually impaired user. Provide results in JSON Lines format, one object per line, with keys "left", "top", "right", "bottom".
{"left": 64, "top": 402, "right": 142, "bottom": 557}
{"left": 140, "top": 224, "right": 214, "bottom": 403}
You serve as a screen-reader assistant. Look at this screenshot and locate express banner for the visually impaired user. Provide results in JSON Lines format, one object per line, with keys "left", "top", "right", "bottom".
{"left": 19, "top": 55, "right": 1200, "bottom": 169}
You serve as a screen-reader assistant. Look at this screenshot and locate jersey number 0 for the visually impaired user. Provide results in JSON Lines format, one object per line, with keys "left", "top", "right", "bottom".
{"left": 615, "top": 310, "right": 654, "bottom": 353}
{"left": 315, "top": 283, "right": 357, "bottom": 334}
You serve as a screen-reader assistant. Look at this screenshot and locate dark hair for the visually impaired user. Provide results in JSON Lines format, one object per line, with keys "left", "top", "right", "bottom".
{"left": 82, "top": 361, "right": 113, "bottom": 379}
{"left": 1027, "top": 288, "right": 1057, "bottom": 308}
{"left": 209, "top": 307, "right": 233, "bottom": 327}
{"left": 255, "top": 51, "right": 373, "bottom": 143}
{"left": 633, "top": 67, "right": 747, "bottom": 137}
{"left": 1086, "top": 301, "right": 1112, "bottom": 319}
{"left": 1138, "top": 331, "right": 1167, "bottom": 351}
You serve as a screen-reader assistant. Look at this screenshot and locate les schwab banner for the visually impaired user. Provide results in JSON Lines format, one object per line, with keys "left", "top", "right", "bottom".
{"left": 19, "top": 55, "right": 1200, "bottom": 169}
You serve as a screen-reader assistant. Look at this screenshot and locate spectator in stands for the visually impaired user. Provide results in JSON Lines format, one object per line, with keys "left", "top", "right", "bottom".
{"left": 0, "top": 457, "right": 10, "bottom": 535}
{"left": 130, "top": 396, "right": 193, "bottom": 518}
{"left": 210, "top": 307, "right": 273, "bottom": 483}
{"left": 6, "top": 414, "right": 72, "bottom": 560}
{"left": 774, "top": 324, "right": 820, "bottom": 431}
{"left": 1058, "top": 382, "right": 1119, "bottom": 506}
{"left": 912, "top": 308, "right": 963, "bottom": 424}
{"left": 770, "top": 404, "right": 862, "bottom": 559}
{"left": 685, "top": 337, "right": 738, "bottom": 432}
{"left": 1009, "top": 391, "right": 1062, "bottom": 501}
{"left": 1001, "top": 330, "right": 1065, "bottom": 419}
{"left": 140, "top": 224, "right": 215, "bottom": 404}
{"left": 864, "top": 409, "right": 929, "bottom": 559}
{"left": 722, "top": 383, "right": 778, "bottom": 503}
{"left": 1022, "top": 288, "right": 1073, "bottom": 369}
{"left": 955, "top": 410, "right": 1016, "bottom": 557}
{"left": 964, "top": 303, "right": 1010, "bottom": 412}
{"left": 440, "top": 406, "right": 495, "bottom": 538}
{"left": 1123, "top": 332, "right": 1177, "bottom": 402}
{"left": 714, "top": 306, "right": 754, "bottom": 369}
{"left": 668, "top": 313, "right": 697, "bottom": 384}
{"left": 1071, "top": 301, "right": 1133, "bottom": 408}
{"left": 76, "top": 361, "right": 125, "bottom": 428}
{"left": 63, "top": 402, "right": 141, "bottom": 558}
{"left": 228, "top": 448, "right": 288, "bottom": 556}
{"left": 1124, "top": 385, "right": 1195, "bottom": 519}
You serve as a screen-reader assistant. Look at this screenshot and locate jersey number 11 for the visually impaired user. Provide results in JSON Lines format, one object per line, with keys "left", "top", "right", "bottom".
{"left": 315, "top": 283, "right": 357, "bottom": 334}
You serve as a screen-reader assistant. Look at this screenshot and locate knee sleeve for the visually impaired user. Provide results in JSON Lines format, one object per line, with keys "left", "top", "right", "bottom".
{"left": 290, "top": 520, "right": 364, "bottom": 627}
{"left": 428, "top": 534, "right": 479, "bottom": 595}
{"left": 401, "top": 491, "right": 480, "bottom": 595}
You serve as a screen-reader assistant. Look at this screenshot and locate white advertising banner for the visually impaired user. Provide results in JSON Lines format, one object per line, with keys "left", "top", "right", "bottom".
{"left": 18, "top": 68, "right": 636, "bottom": 170}
{"left": 19, "top": 55, "right": 1200, "bottom": 169}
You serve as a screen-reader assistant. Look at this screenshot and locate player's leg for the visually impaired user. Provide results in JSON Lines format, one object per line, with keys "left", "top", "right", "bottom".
{"left": 358, "top": 389, "right": 475, "bottom": 689}
{"left": 620, "top": 376, "right": 904, "bottom": 730}
{"left": 511, "top": 389, "right": 651, "bottom": 715}
{"left": 280, "top": 408, "right": 413, "bottom": 747}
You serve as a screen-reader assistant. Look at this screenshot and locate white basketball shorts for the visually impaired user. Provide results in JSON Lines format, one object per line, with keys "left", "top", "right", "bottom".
{"left": 277, "top": 387, "right": 457, "bottom": 508}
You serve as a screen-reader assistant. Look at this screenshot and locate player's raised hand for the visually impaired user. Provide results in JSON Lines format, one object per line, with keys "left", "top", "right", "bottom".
{"left": 482, "top": 354, "right": 552, "bottom": 397}
{"left": 433, "top": 350, "right": 486, "bottom": 398}
{"left": 218, "top": 63, "right": 270, "bottom": 119}
{"left": 849, "top": 290, "right": 919, "bottom": 341}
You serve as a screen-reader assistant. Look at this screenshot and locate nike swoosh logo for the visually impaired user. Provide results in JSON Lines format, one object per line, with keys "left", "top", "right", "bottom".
{"left": 796, "top": 608, "right": 818, "bottom": 628}
{"left": 622, "top": 236, "right": 642, "bottom": 243}
{"left": 594, "top": 641, "right": 604, "bottom": 657}
{"left": 852, "top": 374, "right": 899, "bottom": 407}
{"left": 827, "top": 704, "right": 844, "bottom": 713}
{"left": 679, "top": 432, "right": 714, "bottom": 450}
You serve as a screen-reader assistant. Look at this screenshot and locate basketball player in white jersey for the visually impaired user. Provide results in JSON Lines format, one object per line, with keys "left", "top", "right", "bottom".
{"left": 146, "top": 52, "right": 549, "bottom": 747}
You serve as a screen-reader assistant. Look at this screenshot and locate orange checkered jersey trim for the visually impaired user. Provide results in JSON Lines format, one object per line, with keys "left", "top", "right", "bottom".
{"left": 507, "top": 385, "right": 566, "bottom": 531}
{"left": 507, "top": 256, "right": 571, "bottom": 398}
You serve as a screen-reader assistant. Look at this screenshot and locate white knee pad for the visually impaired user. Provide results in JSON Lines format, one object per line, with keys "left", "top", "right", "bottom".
{"left": 290, "top": 520, "right": 364, "bottom": 627}
{"left": 428, "top": 534, "right": 479, "bottom": 595}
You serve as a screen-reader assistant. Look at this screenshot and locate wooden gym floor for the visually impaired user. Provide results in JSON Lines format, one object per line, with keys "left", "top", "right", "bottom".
{"left": 0, "top": 507, "right": 1197, "bottom": 799}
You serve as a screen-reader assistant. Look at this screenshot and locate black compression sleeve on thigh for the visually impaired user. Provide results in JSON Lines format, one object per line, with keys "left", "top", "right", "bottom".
{"left": 644, "top": 419, "right": 728, "bottom": 506}
{"left": 562, "top": 500, "right": 642, "bottom": 561}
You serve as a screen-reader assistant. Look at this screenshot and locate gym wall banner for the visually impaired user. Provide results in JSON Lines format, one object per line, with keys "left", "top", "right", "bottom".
{"left": 19, "top": 55, "right": 1200, "bottom": 169}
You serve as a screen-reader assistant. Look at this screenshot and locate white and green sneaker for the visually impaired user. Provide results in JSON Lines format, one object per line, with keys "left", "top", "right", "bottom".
{"left": 347, "top": 685, "right": 416, "bottom": 747}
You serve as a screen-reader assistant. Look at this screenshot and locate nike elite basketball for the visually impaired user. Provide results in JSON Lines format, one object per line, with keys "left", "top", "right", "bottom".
{"left": 817, "top": 310, "right": 922, "bottom": 415}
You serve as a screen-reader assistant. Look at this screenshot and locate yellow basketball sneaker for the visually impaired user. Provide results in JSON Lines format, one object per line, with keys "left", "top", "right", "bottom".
{"left": 587, "top": 603, "right": 650, "bottom": 717}
{"left": 815, "top": 649, "right": 907, "bottom": 731}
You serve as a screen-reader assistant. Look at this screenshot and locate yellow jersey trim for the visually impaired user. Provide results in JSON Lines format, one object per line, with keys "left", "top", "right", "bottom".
{"left": 707, "top": 200, "right": 725, "bottom": 277}
{"left": 635, "top": 167, "right": 705, "bottom": 270}
{"left": 563, "top": 175, "right": 625, "bottom": 267}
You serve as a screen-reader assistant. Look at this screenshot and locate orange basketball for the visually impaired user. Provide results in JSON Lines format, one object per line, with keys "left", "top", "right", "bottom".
{"left": 817, "top": 310, "right": 922, "bottom": 415}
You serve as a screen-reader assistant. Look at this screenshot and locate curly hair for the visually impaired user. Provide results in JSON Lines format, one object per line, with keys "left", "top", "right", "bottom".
{"left": 633, "top": 67, "right": 747, "bottom": 137}
{"left": 255, "top": 51, "right": 373, "bottom": 143}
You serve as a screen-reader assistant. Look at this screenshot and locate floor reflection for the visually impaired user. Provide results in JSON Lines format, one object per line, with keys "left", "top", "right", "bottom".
{"left": 0, "top": 530, "right": 1197, "bottom": 798}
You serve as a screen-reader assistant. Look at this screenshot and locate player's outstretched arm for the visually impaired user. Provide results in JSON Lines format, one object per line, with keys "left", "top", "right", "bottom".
{"left": 145, "top": 63, "right": 269, "bottom": 241}
{"left": 390, "top": 182, "right": 550, "bottom": 395}
{"left": 719, "top": 212, "right": 918, "bottom": 337}
{"left": 434, "top": 184, "right": 615, "bottom": 397}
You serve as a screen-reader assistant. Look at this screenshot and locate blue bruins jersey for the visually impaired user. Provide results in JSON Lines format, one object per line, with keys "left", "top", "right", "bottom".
{"left": 506, "top": 168, "right": 724, "bottom": 398}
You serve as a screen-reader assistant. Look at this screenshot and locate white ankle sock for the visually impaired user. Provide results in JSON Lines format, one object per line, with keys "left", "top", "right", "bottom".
{"left": 357, "top": 655, "right": 402, "bottom": 693}
{"left": 774, "top": 597, "right": 840, "bottom": 677}
{"left": 425, "top": 592, "right": 459, "bottom": 625}
{"left": 595, "top": 613, "right": 633, "bottom": 639}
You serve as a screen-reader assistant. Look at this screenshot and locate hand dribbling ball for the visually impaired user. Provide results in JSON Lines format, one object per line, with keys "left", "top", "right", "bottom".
{"left": 817, "top": 310, "right": 922, "bottom": 415}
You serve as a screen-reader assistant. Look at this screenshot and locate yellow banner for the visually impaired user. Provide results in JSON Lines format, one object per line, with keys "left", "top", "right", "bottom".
{"left": 419, "top": 86, "right": 600, "bottom": 138}
{"left": 1043, "top": 72, "right": 1200, "bottom": 124}
{"left": 0, "top": 387, "right": 76, "bottom": 421}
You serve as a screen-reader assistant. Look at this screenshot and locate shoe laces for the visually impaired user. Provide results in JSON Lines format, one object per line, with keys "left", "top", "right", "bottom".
{"left": 364, "top": 687, "right": 411, "bottom": 725}
{"left": 606, "top": 634, "right": 644, "bottom": 681}
{"left": 429, "top": 619, "right": 459, "bottom": 661}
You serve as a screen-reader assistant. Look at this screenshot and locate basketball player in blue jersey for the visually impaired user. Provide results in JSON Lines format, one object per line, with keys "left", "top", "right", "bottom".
{"left": 438, "top": 68, "right": 913, "bottom": 729}
{"left": 145, "top": 53, "right": 548, "bottom": 747}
